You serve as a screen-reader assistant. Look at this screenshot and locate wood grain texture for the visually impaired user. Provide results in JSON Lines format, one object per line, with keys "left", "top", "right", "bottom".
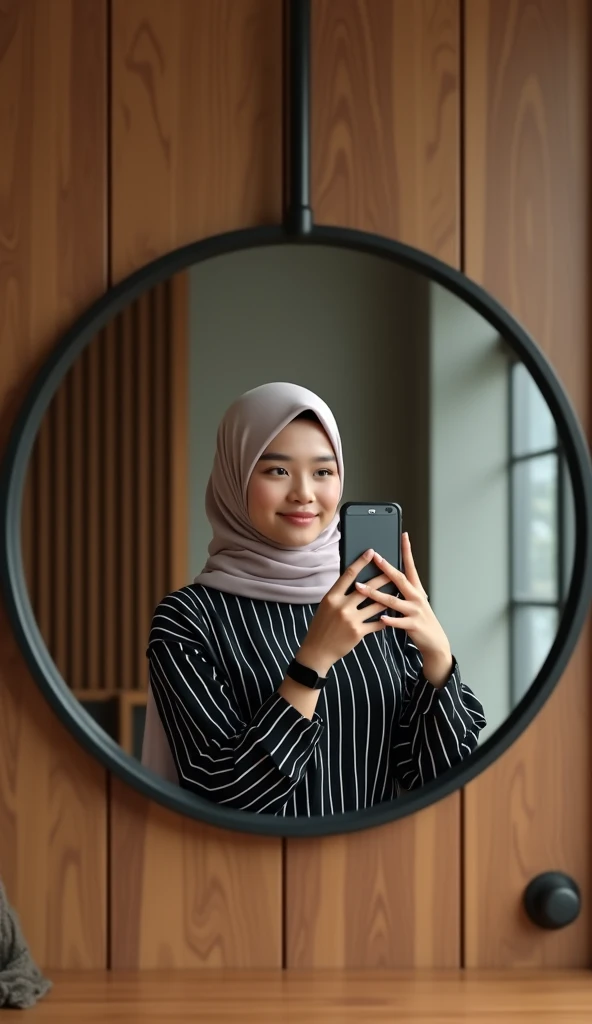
{"left": 110, "top": 790, "right": 282, "bottom": 968}
{"left": 6, "top": 970, "right": 592, "bottom": 1023}
{"left": 463, "top": 0, "right": 591, "bottom": 967}
{"left": 284, "top": 0, "right": 462, "bottom": 968}
{"left": 0, "top": 0, "right": 107, "bottom": 968}
{"left": 109, "top": 0, "right": 284, "bottom": 968}
{"left": 110, "top": 0, "right": 282, "bottom": 281}
{"left": 312, "top": 0, "right": 460, "bottom": 264}
{"left": 286, "top": 795, "right": 460, "bottom": 968}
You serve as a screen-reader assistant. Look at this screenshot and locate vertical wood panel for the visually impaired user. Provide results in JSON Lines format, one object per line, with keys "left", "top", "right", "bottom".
{"left": 103, "top": 322, "right": 119, "bottom": 690}
{"left": 20, "top": 463, "right": 34, "bottom": 618}
{"left": 168, "top": 273, "right": 190, "bottom": 592}
{"left": 463, "top": 0, "right": 591, "bottom": 967}
{"left": 285, "top": 0, "right": 462, "bottom": 968}
{"left": 312, "top": 0, "right": 460, "bottom": 264}
{"left": 85, "top": 337, "right": 103, "bottom": 690}
{"left": 110, "top": 788, "right": 282, "bottom": 969}
{"left": 33, "top": 420, "right": 54, "bottom": 650}
{"left": 0, "top": 0, "right": 107, "bottom": 968}
{"left": 52, "top": 383, "right": 70, "bottom": 681}
{"left": 136, "top": 293, "right": 153, "bottom": 689}
{"left": 110, "top": 0, "right": 282, "bottom": 282}
{"left": 151, "top": 284, "right": 169, "bottom": 624}
{"left": 109, "top": 0, "right": 284, "bottom": 968}
{"left": 120, "top": 305, "right": 137, "bottom": 690}
{"left": 70, "top": 358, "right": 86, "bottom": 688}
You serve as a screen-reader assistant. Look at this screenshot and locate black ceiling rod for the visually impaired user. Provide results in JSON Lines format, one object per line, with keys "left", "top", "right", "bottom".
{"left": 283, "top": 0, "right": 313, "bottom": 235}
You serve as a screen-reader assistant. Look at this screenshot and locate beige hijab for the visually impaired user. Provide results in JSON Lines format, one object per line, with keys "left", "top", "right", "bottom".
{"left": 141, "top": 382, "right": 344, "bottom": 783}
{"left": 194, "top": 381, "right": 344, "bottom": 601}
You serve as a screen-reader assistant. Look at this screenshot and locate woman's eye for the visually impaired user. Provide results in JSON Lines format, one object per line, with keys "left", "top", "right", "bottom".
{"left": 264, "top": 467, "right": 333, "bottom": 478}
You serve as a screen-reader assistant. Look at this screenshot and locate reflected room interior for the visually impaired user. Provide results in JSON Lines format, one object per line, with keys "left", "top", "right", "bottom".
{"left": 21, "top": 245, "right": 574, "bottom": 779}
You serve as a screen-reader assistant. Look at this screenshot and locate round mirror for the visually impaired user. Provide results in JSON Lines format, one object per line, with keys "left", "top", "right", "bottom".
{"left": 1, "top": 227, "right": 591, "bottom": 836}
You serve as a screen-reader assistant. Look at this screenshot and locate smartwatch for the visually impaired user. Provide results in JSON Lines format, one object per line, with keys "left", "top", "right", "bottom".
{"left": 286, "top": 657, "right": 327, "bottom": 690}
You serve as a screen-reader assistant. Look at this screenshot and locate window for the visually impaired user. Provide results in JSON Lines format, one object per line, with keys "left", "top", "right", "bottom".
{"left": 509, "top": 363, "right": 575, "bottom": 703}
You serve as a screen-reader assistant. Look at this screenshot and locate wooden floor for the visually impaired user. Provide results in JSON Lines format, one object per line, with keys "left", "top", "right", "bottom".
{"left": 4, "top": 970, "right": 592, "bottom": 1023}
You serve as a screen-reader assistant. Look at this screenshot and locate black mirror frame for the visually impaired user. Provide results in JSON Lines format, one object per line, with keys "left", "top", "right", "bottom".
{"left": 1, "top": 223, "right": 591, "bottom": 838}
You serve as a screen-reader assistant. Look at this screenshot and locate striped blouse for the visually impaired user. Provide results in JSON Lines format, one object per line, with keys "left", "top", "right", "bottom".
{"left": 147, "top": 584, "right": 486, "bottom": 816}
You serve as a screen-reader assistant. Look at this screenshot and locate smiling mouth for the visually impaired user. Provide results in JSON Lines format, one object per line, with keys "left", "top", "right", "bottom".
{"left": 279, "top": 513, "right": 318, "bottom": 521}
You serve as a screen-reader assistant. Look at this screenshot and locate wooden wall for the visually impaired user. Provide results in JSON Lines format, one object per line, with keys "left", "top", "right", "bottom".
{"left": 463, "top": 0, "right": 591, "bottom": 967}
{"left": 0, "top": 0, "right": 589, "bottom": 971}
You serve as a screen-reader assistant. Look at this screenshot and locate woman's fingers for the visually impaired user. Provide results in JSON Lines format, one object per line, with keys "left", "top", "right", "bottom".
{"left": 345, "top": 571, "right": 391, "bottom": 603}
{"left": 365, "top": 571, "right": 391, "bottom": 589}
{"left": 379, "top": 614, "right": 414, "bottom": 628}
{"left": 358, "top": 600, "right": 389, "bottom": 619}
{"left": 373, "top": 536, "right": 428, "bottom": 599}
{"left": 365, "top": 618, "right": 389, "bottom": 634}
{"left": 400, "top": 533, "right": 425, "bottom": 592}
{"left": 355, "top": 582, "right": 406, "bottom": 612}
{"left": 335, "top": 548, "right": 376, "bottom": 595}
{"left": 372, "top": 553, "right": 412, "bottom": 590}
{"left": 372, "top": 553, "right": 417, "bottom": 599}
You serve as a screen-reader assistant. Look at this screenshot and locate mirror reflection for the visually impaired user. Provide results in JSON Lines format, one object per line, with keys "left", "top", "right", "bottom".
{"left": 21, "top": 244, "right": 575, "bottom": 816}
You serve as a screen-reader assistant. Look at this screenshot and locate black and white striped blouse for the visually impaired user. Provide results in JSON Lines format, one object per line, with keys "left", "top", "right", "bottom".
{"left": 147, "top": 585, "right": 486, "bottom": 816}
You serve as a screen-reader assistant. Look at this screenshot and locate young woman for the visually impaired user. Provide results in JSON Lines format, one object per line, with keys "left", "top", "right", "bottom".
{"left": 142, "top": 382, "right": 486, "bottom": 815}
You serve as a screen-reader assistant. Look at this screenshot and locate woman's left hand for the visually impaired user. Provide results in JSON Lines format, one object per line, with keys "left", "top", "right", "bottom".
{"left": 354, "top": 532, "right": 453, "bottom": 687}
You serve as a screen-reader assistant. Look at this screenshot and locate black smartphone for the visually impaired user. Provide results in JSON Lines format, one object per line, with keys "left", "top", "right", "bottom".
{"left": 339, "top": 501, "right": 403, "bottom": 621}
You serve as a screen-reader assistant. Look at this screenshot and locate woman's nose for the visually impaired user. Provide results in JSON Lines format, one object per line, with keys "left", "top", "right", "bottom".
{"left": 289, "top": 479, "right": 314, "bottom": 503}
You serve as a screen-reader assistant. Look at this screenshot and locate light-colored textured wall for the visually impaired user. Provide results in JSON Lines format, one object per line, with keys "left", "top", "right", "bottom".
{"left": 429, "top": 282, "right": 510, "bottom": 740}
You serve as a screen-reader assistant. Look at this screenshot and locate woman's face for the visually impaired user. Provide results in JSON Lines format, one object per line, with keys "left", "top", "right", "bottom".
{"left": 246, "top": 418, "right": 341, "bottom": 547}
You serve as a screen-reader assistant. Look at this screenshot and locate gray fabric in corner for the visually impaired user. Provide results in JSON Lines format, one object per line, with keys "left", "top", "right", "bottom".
{"left": 0, "top": 879, "right": 52, "bottom": 1009}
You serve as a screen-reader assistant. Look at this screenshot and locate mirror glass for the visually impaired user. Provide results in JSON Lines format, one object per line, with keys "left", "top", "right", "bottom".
{"left": 21, "top": 244, "right": 575, "bottom": 815}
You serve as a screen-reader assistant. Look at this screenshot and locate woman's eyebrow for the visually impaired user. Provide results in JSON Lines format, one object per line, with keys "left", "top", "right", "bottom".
{"left": 258, "top": 453, "right": 336, "bottom": 463}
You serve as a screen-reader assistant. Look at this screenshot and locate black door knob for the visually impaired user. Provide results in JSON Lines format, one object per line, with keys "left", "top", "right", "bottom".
{"left": 523, "top": 872, "right": 581, "bottom": 929}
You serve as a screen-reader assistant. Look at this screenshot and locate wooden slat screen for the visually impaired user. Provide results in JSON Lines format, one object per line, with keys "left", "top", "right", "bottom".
{"left": 22, "top": 275, "right": 188, "bottom": 700}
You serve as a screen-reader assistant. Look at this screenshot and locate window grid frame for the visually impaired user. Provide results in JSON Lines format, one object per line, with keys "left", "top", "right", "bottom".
{"left": 508, "top": 361, "right": 567, "bottom": 706}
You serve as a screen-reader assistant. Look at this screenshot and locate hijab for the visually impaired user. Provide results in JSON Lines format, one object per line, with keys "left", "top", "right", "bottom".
{"left": 192, "top": 381, "right": 344, "bottom": 603}
{"left": 141, "top": 382, "right": 344, "bottom": 783}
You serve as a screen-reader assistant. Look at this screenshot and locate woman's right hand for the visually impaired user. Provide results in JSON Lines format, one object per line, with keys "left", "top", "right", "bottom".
{"left": 296, "top": 549, "right": 392, "bottom": 677}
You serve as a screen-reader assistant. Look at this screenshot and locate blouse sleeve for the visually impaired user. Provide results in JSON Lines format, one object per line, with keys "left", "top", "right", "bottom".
{"left": 146, "top": 591, "right": 323, "bottom": 814}
{"left": 392, "top": 635, "right": 486, "bottom": 791}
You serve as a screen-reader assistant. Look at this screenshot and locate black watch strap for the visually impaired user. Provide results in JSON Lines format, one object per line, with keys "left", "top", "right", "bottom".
{"left": 286, "top": 657, "right": 327, "bottom": 690}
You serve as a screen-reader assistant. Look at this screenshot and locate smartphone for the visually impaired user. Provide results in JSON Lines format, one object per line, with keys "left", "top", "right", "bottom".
{"left": 339, "top": 501, "right": 403, "bottom": 621}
